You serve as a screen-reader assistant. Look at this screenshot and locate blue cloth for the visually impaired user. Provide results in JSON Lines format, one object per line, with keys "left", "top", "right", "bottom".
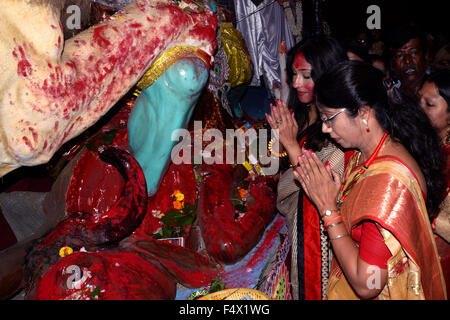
{"left": 175, "top": 214, "right": 286, "bottom": 299}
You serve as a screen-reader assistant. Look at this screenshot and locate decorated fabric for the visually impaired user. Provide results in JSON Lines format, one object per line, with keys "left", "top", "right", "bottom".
{"left": 0, "top": 0, "right": 217, "bottom": 177}
{"left": 276, "top": 141, "right": 345, "bottom": 300}
{"left": 175, "top": 214, "right": 286, "bottom": 300}
{"left": 262, "top": 233, "right": 292, "bottom": 300}
{"left": 280, "top": 0, "right": 303, "bottom": 43}
{"left": 297, "top": 191, "right": 326, "bottom": 300}
{"left": 207, "top": 31, "right": 232, "bottom": 117}
{"left": 434, "top": 143, "right": 450, "bottom": 243}
{"left": 326, "top": 156, "right": 447, "bottom": 300}
{"left": 432, "top": 143, "right": 450, "bottom": 298}
{"left": 219, "top": 22, "right": 252, "bottom": 88}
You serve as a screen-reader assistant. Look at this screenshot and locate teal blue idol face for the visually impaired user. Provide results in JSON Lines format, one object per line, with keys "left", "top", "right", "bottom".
{"left": 128, "top": 55, "right": 209, "bottom": 195}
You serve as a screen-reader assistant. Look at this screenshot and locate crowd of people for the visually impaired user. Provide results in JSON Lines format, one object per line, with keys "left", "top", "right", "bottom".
{"left": 266, "top": 23, "right": 449, "bottom": 299}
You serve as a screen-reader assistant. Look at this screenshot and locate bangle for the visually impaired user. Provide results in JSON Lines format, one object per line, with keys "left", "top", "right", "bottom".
{"left": 290, "top": 162, "right": 299, "bottom": 170}
{"left": 324, "top": 215, "right": 343, "bottom": 227}
{"left": 268, "top": 138, "right": 287, "bottom": 158}
{"left": 330, "top": 233, "right": 349, "bottom": 241}
{"left": 325, "top": 221, "right": 343, "bottom": 230}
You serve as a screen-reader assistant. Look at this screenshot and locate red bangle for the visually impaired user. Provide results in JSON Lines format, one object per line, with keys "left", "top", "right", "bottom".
{"left": 324, "top": 215, "right": 343, "bottom": 228}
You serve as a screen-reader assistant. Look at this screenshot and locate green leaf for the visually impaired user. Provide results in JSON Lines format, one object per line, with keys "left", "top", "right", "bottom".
{"left": 102, "top": 129, "right": 118, "bottom": 146}
{"left": 230, "top": 198, "right": 243, "bottom": 206}
{"left": 91, "top": 286, "right": 100, "bottom": 298}
{"left": 85, "top": 129, "right": 118, "bottom": 152}
{"left": 209, "top": 279, "right": 226, "bottom": 294}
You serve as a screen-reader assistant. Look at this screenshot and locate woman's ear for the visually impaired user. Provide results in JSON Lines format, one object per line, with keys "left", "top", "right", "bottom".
{"left": 357, "top": 105, "right": 372, "bottom": 121}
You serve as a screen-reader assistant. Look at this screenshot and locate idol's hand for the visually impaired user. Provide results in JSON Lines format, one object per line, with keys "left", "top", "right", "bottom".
{"left": 293, "top": 149, "right": 341, "bottom": 215}
{"left": 265, "top": 99, "right": 299, "bottom": 151}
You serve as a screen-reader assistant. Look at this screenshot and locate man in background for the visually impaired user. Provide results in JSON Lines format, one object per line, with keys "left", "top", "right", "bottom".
{"left": 387, "top": 24, "right": 428, "bottom": 99}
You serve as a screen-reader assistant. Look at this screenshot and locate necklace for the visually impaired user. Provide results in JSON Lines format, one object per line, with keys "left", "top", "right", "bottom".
{"left": 337, "top": 132, "right": 388, "bottom": 207}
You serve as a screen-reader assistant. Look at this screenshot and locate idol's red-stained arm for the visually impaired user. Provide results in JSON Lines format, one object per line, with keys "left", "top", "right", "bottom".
{"left": 0, "top": 0, "right": 218, "bottom": 177}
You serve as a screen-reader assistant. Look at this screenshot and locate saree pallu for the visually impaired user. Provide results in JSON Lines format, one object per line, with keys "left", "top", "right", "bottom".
{"left": 277, "top": 142, "right": 345, "bottom": 299}
{"left": 326, "top": 156, "right": 447, "bottom": 300}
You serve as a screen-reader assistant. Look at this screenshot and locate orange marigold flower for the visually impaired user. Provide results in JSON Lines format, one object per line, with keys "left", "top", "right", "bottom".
{"left": 239, "top": 188, "right": 247, "bottom": 199}
{"left": 173, "top": 200, "right": 184, "bottom": 210}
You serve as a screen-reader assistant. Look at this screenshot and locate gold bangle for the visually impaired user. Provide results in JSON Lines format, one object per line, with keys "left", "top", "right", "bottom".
{"left": 330, "top": 233, "right": 349, "bottom": 241}
{"left": 268, "top": 138, "right": 287, "bottom": 158}
{"left": 290, "top": 162, "right": 299, "bottom": 170}
{"left": 325, "top": 221, "right": 343, "bottom": 230}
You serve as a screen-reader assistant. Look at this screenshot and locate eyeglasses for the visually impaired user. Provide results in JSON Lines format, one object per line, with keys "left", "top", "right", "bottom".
{"left": 320, "top": 109, "right": 346, "bottom": 127}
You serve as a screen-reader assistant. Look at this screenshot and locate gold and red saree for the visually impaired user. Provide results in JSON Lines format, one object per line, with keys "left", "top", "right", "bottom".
{"left": 326, "top": 155, "right": 447, "bottom": 300}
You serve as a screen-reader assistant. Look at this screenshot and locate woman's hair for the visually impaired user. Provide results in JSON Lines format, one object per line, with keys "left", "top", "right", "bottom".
{"left": 424, "top": 69, "right": 450, "bottom": 111}
{"left": 315, "top": 60, "right": 445, "bottom": 219}
{"left": 286, "top": 35, "right": 347, "bottom": 151}
{"left": 344, "top": 38, "right": 370, "bottom": 62}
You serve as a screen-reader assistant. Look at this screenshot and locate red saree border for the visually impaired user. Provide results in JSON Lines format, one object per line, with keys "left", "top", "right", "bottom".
{"left": 302, "top": 194, "right": 322, "bottom": 300}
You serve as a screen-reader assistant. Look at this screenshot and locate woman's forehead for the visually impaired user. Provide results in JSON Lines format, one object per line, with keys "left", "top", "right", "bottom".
{"left": 293, "top": 52, "right": 312, "bottom": 70}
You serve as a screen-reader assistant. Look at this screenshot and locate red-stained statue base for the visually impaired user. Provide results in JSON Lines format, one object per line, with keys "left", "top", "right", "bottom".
{"left": 29, "top": 110, "right": 277, "bottom": 299}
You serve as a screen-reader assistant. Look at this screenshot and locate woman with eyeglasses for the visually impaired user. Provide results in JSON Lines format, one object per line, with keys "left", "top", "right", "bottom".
{"left": 265, "top": 36, "right": 348, "bottom": 300}
{"left": 293, "top": 60, "right": 446, "bottom": 299}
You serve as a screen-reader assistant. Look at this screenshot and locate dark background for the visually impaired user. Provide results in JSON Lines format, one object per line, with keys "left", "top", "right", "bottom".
{"left": 322, "top": 0, "right": 449, "bottom": 40}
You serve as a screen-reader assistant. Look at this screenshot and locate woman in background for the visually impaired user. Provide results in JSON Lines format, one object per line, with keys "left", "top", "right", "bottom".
{"left": 419, "top": 70, "right": 450, "bottom": 297}
{"left": 265, "top": 36, "right": 348, "bottom": 299}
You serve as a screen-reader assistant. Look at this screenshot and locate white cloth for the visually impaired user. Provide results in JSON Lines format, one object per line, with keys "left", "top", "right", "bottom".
{"left": 234, "top": 0, "right": 295, "bottom": 96}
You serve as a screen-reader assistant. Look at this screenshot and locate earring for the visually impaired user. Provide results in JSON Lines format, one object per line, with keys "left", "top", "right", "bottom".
{"left": 362, "top": 119, "right": 370, "bottom": 133}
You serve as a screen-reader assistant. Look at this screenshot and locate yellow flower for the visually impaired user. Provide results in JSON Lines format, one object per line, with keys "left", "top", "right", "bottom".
{"left": 173, "top": 190, "right": 185, "bottom": 201}
{"left": 238, "top": 188, "right": 247, "bottom": 199}
{"left": 59, "top": 246, "right": 73, "bottom": 258}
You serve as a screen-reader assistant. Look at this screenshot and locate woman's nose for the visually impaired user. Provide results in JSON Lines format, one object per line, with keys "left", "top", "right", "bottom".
{"left": 293, "top": 76, "right": 303, "bottom": 89}
{"left": 322, "top": 121, "right": 332, "bottom": 133}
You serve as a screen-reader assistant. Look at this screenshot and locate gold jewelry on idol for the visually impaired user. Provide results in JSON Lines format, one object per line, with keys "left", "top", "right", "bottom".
{"left": 136, "top": 46, "right": 211, "bottom": 90}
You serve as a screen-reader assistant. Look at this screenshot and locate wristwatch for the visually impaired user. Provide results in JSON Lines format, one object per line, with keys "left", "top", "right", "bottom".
{"left": 323, "top": 209, "right": 338, "bottom": 217}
